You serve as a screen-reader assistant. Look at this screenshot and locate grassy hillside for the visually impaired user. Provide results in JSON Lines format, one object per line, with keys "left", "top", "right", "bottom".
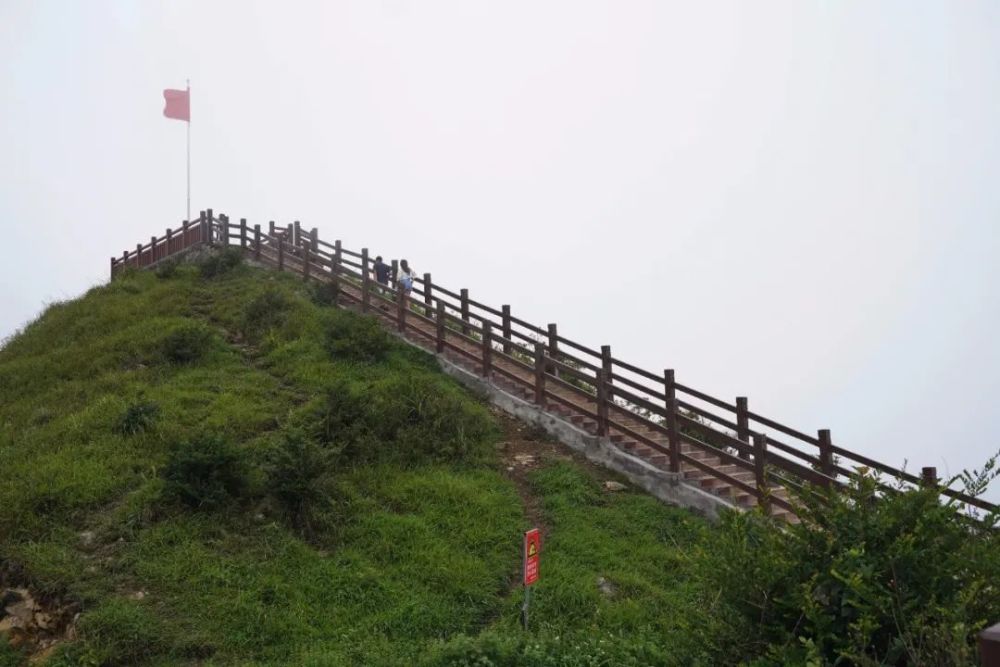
{"left": 0, "top": 257, "right": 725, "bottom": 666}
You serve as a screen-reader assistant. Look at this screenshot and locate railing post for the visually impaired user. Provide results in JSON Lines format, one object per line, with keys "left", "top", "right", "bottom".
{"left": 287, "top": 222, "right": 295, "bottom": 248}
{"left": 979, "top": 623, "right": 1000, "bottom": 667}
{"left": 391, "top": 259, "right": 399, "bottom": 286}
{"left": 311, "top": 227, "right": 318, "bottom": 252}
{"left": 754, "top": 433, "right": 771, "bottom": 515}
{"left": 136, "top": 243, "right": 143, "bottom": 268}
{"left": 269, "top": 220, "right": 275, "bottom": 236}
{"left": 460, "top": 289, "right": 470, "bottom": 335}
{"left": 736, "top": 397, "right": 750, "bottom": 460}
{"left": 596, "top": 370, "right": 609, "bottom": 436}
{"left": 293, "top": 220, "right": 301, "bottom": 248}
{"left": 182, "top": 219, "right": 190, "bottom": 248}
{"left": 198, "top": 211, "right": 207, "bottom": 244}
{"left": 502, "top": 305, "right": 512, "bottom": 355}
{"left": 397, "top": 283, "right": 407, "bottom": 332}
{"left": 601, "top": 345, "right": 613, "bottom": 394}
{"left": 423, "top": 273, "right": 433, "bottom": 318}
{"left": 109, "top": 256, "right": 115, "bottom": 277}
{"left": 240, "top": 218, "right": 247, "bottom": 249}
{"left": 254, "top": 225, "right": 261, "bottom": 260}
{"left": 482, "top": 322, "right": 493, "bottom": 377}
{"left": 121, "top": 250, "right": 128, "bottom": 269}
{"left": 332, "top": 240, "right": 342, "bottom": 302}
{"left": 220, "top": 213, "right": 229, "bottom": 246}
{"left": 436, "top": 300, "right": 446, "bottom": 353}
{"left": 361, "top": 248, "right": 371, "bottom": 313}
{"left": 150, "top": 236, "right": 157, "bottom": 263}
{"left": 818, "top": 429, "right": 834, "bottom": 486}
{"left": 664, "top": 369, "right": 680, "bottom": 473}
{"left": 166, "top": 228, "right": 173, "bottom": 255}
{"left": 547, "top": 323, "right": 559, "bottom": 377}
{"left": 277, "top": 235, "right": 285, "bottom": 271}
{"left": 206, "top": 209, "right": 214, "bottom": 245}
{"left": 921, "top": 466, "right": 938, "bottom": 488}
{"left": 533, "top": 343, "right": 546, "bottom": 406}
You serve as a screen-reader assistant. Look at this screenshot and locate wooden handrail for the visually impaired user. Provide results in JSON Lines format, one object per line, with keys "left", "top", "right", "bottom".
{"left": 107, "top": 210, "right": 999, "bottom": 516}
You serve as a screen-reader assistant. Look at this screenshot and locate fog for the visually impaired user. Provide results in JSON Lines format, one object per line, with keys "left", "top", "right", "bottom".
{"left": 2, "top": 1, "right": 998, "bottom": 499}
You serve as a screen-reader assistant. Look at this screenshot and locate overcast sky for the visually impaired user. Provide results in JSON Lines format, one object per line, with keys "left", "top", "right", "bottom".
{"left": 2, "top": 1, "right": 998, "bottom": 500}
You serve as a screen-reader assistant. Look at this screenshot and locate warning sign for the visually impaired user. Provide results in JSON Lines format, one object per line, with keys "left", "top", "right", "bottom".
{"left": 523, "top": 528, "right": 541, "bottom": 586}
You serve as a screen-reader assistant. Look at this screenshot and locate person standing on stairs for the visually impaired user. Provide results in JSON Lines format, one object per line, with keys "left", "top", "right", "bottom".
{"left": 398, "top": 259, "right": 415, "bottom": 300}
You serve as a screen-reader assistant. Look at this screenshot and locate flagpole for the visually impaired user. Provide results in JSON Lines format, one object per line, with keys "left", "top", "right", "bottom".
{"left": 186, "top": 79, "right": 191, "bottom": 223}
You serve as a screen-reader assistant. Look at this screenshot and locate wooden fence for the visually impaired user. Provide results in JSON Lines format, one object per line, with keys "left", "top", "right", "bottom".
{"left": 110, "top": 210, "right": 999, "bottom": 520}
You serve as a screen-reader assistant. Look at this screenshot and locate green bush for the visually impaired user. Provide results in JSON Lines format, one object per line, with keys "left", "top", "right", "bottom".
{"left": 115, "top": 400, "right": 159, "bottom": 435}
{"left": 241, "top": 289, "right": 292, "bottom": 341}
{"left": 314, "top": 374, "right": 493, "bottom": 464}
{"left": 197, "top": 248, "right": 243, "bottom": 279}
{"left": 266, "top": 429, "right": 338, "bottom": 538}
{"left": 154, "top": 258, "right": 180, "bottom": 279}
{"left": 160, "top": 322, "right": 215, "bottom": 364}
{"left": 697, "top": 464, "right": 1000, "bottom": 666}
{"left": 308, "top": 281, "right": 339, "bottom": 307}
{"left": 325, "top": 312, "right": 391, "bottom": 363}
{"left": 73, "top": 598, "right": 166, "bottom": 665}
{"left": 423, "top": 632, "right": 670, "bottom": 667}
{"left": 163, "top": 434, "right": 247, "bottom": 510}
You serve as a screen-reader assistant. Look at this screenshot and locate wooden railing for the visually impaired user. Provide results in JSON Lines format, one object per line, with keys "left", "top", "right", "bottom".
{"left": 110, "top": 210, "right": 999, "bottom": 517}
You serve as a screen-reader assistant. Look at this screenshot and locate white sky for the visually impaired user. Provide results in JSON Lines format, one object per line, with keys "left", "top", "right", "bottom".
{"left": 2, "top": 1, "right": 998, "bottom": 500}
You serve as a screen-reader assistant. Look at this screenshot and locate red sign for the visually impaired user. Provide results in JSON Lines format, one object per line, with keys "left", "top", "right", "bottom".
{"left": 523, "top": 528, "right": 541, "bottom": 586}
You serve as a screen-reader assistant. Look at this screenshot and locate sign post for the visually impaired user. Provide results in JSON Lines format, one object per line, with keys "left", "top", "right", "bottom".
{"left": 522, "top": 528, "right": 541, "bottom": 630}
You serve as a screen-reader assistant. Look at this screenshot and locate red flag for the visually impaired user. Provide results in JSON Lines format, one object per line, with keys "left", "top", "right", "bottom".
{"left": 163, "top": 88, "right": 190, "bottom": 122}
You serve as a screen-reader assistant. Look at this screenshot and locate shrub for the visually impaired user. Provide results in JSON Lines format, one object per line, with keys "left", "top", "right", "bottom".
{"left": 115, "top": 400, "right": 160, "bottom": 435}
{"left": 308, "top": 281, "right": 339, "bottom": 307}
{"left": 314, "top": 374, "right": 493, "bottom": 464}
{"left": 163, "top": 434, "right": 247, "bottom": 510}
{"left": 241, "top": 289, "right": 292, "bottom": 341}
{"left": 197, "top": 248, "right": 243, "bottom": 279}
{"left": 160, "top": 322, "right": 215, "bottom": 364}
{"left": 154, "top": 258, "right": 180, "bottom": 279}
{"left": 266, "top": 429, "right": 338, "bottom": 537}
{"left": 696, "top": 462, "right": 1000, "bottom": 666}
{"left": 325, "top": 313, "right": 391, "bottom": 363}
{"left": 73, "top": 598, "right": 166, "bottom": 665}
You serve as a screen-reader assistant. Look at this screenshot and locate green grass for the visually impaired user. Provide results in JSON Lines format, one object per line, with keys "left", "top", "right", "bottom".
{"left": 0, "top": 258, "right": 723, "bottom": 666}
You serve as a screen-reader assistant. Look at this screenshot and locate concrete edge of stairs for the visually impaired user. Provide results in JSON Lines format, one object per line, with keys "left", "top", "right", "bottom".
{"left": 433, "top": 348, "right": 734, "bottom": 521}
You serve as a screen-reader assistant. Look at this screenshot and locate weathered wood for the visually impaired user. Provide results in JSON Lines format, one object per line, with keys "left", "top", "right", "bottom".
{"left": 436, "top": 300, "right": 446, "bottom": 353}
{"left": 980, "top": 622, "right": 1000, "bottom": 667}
{"left": 736, "top": 396, "right": 750, "bottom": 460}
{"left": 502, "top": 305, "right": 512, "bottom": 355}
{"left": 361, "top": 248, "right": 371, "bottom": 313}
{"left": 220, "top": 213, "right": 229, "bottom": 246}
{"left": 547, "top": 323, "right": 559, "bottom": 377}
{"left": 182, "top": 219, "right": 190, "bottom": 248}
{"left": 240, "top": 218, "right": 247, "bottom": 248}
{"left": 397, "top": 283, "right": 407, "bottom": 332}
{"left": 818, "top": 429, "right": 834, "bottom": 486}
{"left": 664, "top": 369, "right": 680, "bottom": 473}
{"left": 254, "top": 225, "right": 261, "bottom": 260}
{"left": 534, "top": 343, "right": 546, "bottom": 406}
{"left": 482, "top": 322, "right": 493, "bottom": 377}
{"left": 601, "top": 345, "right": 612, "bottom": 390}
{"left": 596, "top": 370, "right": 609, "bottom": 436}
{"left": 391, "top": 259, "right": 399, "bottom": 286}
{"left": 423, "top": 273, "right": 433, "bottom": 317}
{"left": 921, "top": 466, "right": 938, "bottom": 488}
{"left": 150, "top": 237, "right": 157, "bottom": 263}
{"left": 269, "top": 220, "right": 275, "bottom": 235}
{"left": 136, "top": 244, "right": 143, "bottom": 268}
{"left": 293, "top": 220, "right": 301, "bottom": 248}
{"left": 165, "top": 228, "right": 173, "bottom": 255}
{"left": 754, "top": 433, "right": 770, "bottom": 515}
{"left": 461, "top": 288, "right": 470, "bottom": 335}
{"left": 206, "top": 209, "right": 214, "bottom": 245}
{"left": 277, "top": 236, "right": 285, "bottom": 271}
{"left": 310, "top": 228, "right": 318, "bottom": 252}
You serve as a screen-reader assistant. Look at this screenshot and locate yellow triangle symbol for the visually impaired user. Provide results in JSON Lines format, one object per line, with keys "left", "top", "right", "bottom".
{"left": 528, "top": 543, "right": 537, "bottom": 557}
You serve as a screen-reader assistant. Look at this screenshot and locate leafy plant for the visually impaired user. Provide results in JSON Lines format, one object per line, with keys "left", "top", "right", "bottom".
{"left": 325, "top": 312, "right": 391, "bottom": 363}
{"left": 160, "top": 322, "right": 215, "bottom": 364}
{"left": 115, "top": 400, "right": 160, "bottom": 435}
{"left": 241, "top": 288, "right": 292, "bottom": 341}
{"left": 696, "top": 458, "right": 1000, "bottom": 666}
{"left": 163, "top": 434, "right": 248, "bottom": 510}
{"left": 154, "top": 258, "right": 180, "bottom": 279}
{"left": 197, "top": 248, "right": 243, "bottom": 279}
{"left": 266, "top": 429, "right": 338, "bottom": 538}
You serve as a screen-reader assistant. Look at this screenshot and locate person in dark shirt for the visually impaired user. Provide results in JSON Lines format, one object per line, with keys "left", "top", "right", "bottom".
{"left": 373, "top": 256, "right": 391, "bottom": 288}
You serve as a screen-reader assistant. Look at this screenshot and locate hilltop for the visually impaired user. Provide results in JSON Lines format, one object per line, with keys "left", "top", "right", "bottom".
{"left": 1, "top": 254, "right": 998, "bottom": 666}
{"left": 0, "top": 258, "right": 725, "bottom": 665}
